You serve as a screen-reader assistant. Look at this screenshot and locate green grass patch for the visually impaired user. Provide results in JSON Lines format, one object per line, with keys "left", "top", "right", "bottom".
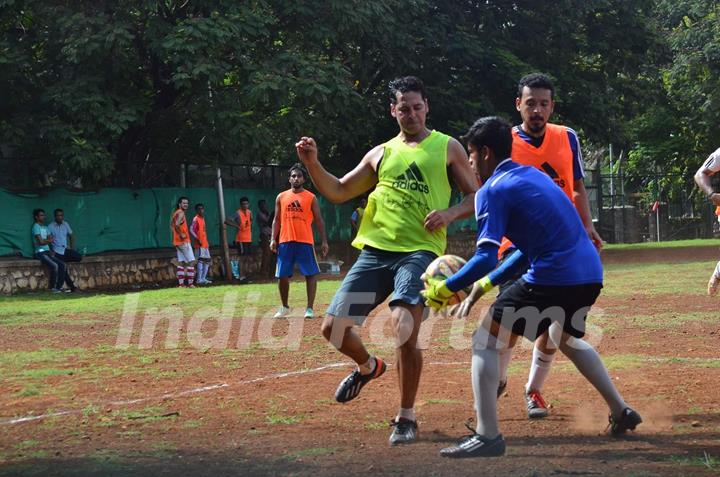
{"left": 554, "top": 354, "right": 646, "bottom": 372}
{"left": 668, "top": 452, "right": 718, "bottom": 468}
{"left": 604, "top": 239, "right": 718, "bottom": 251}
{"left": 364, "top": 421, "right": 387, "bottom": 430}
{"left": 0, "top": 347, "right": 87, "bottom": 370}
{"left": 626, "top": 311, "right": 717, "bottom": 329}
{"left": 266, "top": 412, "right": 306, "bottom": 425}
{"left": 602, "top": 261, "right": 711, "bottom": 297}
{"left": 16, "top": 440, "right": 39, "bottom": 449}
{"left": 181, "top": 419, "right": 202, "bottom": 429}
{"left": 15, "top": 385, "right": 41, "bottom": 398}
{"left": 425, "top": 398, "right": 462, "bottom": 405}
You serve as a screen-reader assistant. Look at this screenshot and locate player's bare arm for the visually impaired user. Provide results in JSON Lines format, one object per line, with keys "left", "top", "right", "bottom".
{"left": 269, "top": 195, "right": 281, "bottom": 253}
{"left": 295, "top": 137, "right": 381, "bottom": 204}
{"left": 694, "top": 164, "right": 720, "bottom": 206}
{"left": 311, "top": 197, "right": 330, "bottom": 258}
{"left": 424, "top": 138, "right": 479, "bottom": 231}
{"left": 573, "top": 179, "right": 603, "bottom": 250}
{"left": 223, "top": 217, "right": 239, "bottom": 229}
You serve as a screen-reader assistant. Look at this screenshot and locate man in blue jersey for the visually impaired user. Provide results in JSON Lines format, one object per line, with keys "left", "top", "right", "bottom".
{"left": 454, "top": 73, "right": 603, "bottom": 419}
{"left": 423, "top": 117, "right": 641, "bottom": 458}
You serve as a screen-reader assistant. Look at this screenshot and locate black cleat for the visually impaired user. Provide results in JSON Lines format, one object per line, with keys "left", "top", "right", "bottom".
{"left": 609, "top": 407, "right": 642, "bottom": 435}
{"left": 440, "top": 433, "right": 505, "bottom": 458}
{"left": 334, "top": 358, "right": 386, "bottom": 403}
{"left": 389, "top": 417, "right": 418, "bottom": 445}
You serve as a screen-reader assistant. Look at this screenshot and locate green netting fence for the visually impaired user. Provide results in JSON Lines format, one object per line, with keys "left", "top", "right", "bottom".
{"left": 2, "top": 187, "right": 474, "bottom": 258}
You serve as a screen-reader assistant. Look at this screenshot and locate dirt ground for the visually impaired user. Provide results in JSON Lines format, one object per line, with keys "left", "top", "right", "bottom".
{"left": 1, "top": 246, "right": 720, "bottom": 476}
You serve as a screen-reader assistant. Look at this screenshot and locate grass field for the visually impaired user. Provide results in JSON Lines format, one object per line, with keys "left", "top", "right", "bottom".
{"left": 1, "top": 248, "right": 719, "bottom": 476}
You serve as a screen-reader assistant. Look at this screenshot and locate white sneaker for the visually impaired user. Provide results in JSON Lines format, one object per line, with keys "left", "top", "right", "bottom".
{"left": 304, "top": 308, "right": 314, "bottom": 319}
{"left": 273, "top": 306, "right": 290, "bottom": 318}
{"left": 204, "top": 278, "right": 213, "bottom": 284}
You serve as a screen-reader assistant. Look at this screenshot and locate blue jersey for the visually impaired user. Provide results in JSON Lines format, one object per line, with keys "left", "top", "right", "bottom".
{"left": 474, "top": 159, "right": 602, "bottom": 286}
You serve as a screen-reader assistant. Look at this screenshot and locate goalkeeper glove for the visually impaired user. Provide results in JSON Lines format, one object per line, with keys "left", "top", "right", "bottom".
{"left": 421, "top": 276, "right": 455, "bottom": 310}
{"left": 476, "top": 275, "right": 494, "bottom": 294}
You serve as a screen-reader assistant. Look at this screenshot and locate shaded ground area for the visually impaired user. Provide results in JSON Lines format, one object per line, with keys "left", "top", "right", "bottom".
{"left": 1, "top": 247, "right": 720, "bottom": 476}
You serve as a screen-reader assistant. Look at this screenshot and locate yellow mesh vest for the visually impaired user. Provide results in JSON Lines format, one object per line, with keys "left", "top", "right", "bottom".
{"left": 352, "top": 130, "right": 451, "bottom": 256}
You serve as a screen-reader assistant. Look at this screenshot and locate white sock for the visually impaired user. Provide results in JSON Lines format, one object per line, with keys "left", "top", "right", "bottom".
{"left": 202, "top": 261, "right": 210, "bottom": 281}
{"left": 714, "top": 261, "right": 720, "bottom": 279}
{"left": 397, "top": 408, "right": 416, "bottom": 422}
{"left": 498, "top": 347, "right": 513, "bottom": 384}
{"left": 358, "top": 356, "right": 376, "bottom": 376}
{"left": 526, "top": 347, "right": 555, "bottom": 392}
{"left": 560, "top": 337, "right": 627, "bottom": 417}
{"left": 472, "top": 348, "right": 500, "bottom": 439}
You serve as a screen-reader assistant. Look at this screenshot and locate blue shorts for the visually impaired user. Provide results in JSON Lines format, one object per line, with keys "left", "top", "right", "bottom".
{"left": 276, "top": 242, "right": 320, "bottom": 278}
{"left": 326, "top": 247, "right": 437, "bottom": 324}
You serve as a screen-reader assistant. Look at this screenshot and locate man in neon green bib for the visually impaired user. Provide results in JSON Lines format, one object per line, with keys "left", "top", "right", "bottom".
{"left": 295, "top": 76, "right": 478, "bottom": 445}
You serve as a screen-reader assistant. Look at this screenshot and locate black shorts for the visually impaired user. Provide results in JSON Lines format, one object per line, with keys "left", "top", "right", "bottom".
{"left": 491, "top": 278, "right": 602, "bottom": 340}
{"left": 497, "top": 248, "right": 528, "bottom": 296}
{"left": 235, "top": 242, "right": 252, "bottom": 255}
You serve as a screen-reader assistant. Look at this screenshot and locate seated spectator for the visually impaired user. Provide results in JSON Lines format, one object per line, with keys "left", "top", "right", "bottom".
{"left": 48, "top": 208, "right": 82, "bottom": 262}
{"left": 32, "top": 209, "right": 76, "bottom": 293}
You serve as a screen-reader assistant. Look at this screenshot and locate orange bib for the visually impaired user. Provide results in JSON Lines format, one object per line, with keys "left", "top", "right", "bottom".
{"left": 172, "top": 209, "right": 190, "bottom": 246}
{"left": 194, "top": 215, "right": 209, "bottom": 248}
{"left": 235, "top": 209, "right": 252, "bottom": 243}
{"left": 278, "top": 189, "right": 315, "bottom": 244}
{"left": 498, "top": 124, "right": 576, "bottom": 257}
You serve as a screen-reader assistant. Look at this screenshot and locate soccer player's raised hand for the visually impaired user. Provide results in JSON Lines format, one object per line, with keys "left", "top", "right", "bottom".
{"left": 295, "top": 137, "right": 318, "bottom": 165}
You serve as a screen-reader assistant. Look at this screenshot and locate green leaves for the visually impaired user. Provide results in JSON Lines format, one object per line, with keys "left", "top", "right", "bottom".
{"left": 0, "top": 0, "right": 699, "bottom": 189}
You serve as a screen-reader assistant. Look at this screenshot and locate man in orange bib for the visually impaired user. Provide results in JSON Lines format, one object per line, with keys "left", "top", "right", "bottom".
{"left": 171, "top": 196, "right": 196, "bottom": 288}
{"left": 190, "top": 203, "right": 212, "bottom": 285}
{"left": 270, "top": 164, "right": 329, "bottom": 319}
{"left": 225, "top": 196, "right": 253, "bottom": 282}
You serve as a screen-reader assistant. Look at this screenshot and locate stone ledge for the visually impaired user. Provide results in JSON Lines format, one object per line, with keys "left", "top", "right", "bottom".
{"left": 0, "top": 236, "right": 476, "bottom": 295}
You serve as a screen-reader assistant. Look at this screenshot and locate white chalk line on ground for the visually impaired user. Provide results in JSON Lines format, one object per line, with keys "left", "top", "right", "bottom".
{"left": 7, "top": 354, "right": 707, "bottom": 427}
{"left": 1, "top": 360, "right": 473, "bottom": 426}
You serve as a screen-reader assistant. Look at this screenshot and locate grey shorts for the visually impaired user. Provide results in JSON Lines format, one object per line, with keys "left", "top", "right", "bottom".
{"left": 326, "top": 247, "right": 437, "bottom": 324}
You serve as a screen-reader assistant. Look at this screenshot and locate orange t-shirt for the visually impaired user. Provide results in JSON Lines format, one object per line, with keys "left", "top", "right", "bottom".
{"left": 498, "top": 123, "right": 577, "bottom": 257}
{"left": 193, "top": 215, "right": 209, "bottom": 248}
{"left": 235, "top": 209, "right": 252, "bottom": 243}
{"left": 172, "top": 209, "right": 190, "bottom": 246}
{"left": 278, "top": 189, "right": 316, "bottom": 245}
{"left": 715, "top": 206, "right": 720, "bottom": 216}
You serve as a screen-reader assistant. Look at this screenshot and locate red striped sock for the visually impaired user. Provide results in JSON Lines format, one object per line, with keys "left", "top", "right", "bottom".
{"left": 177, "top": 266, "right": 185, "bottom": 286}
{"left": 186, "top": 267, "right": 195, "bottom": 286}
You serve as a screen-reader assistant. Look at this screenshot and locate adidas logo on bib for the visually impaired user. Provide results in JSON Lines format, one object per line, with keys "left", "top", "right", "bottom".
{"left": 392, "top": 162, "right": 429, "bottom": 194}
{"left": 287, "top": 200, "right": 303, "bottom": 212}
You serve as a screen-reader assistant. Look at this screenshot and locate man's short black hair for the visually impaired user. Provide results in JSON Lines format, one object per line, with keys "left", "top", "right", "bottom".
{"left": 54, "top": 208, "right": 63, "bottom": 215}
{"left": 33, "top": 208, "right": 45, "bottom": 219}
{"left": 517, "top": 73, "right": 555, "bottom": 100}
{"left": 195, "top": 203, "right": 204, "bottom": 211}
{"left": 289, "top": 163, "right": 306, "bottom": 178}
{"left": 239, "top": 196, "right": 249, "bottom": 203}
{"left": 462, "top": 116, "right": 513, "bottom": 160}
{"left": 176, "top": 196, "right": 189, "bottom": 208}
{"left": 388, "top": 76, "right": 427, "bottom": 104}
